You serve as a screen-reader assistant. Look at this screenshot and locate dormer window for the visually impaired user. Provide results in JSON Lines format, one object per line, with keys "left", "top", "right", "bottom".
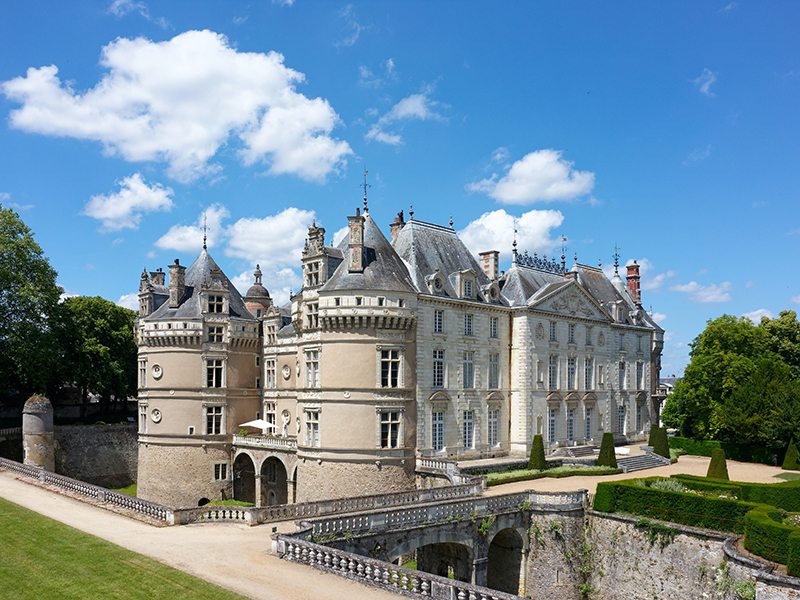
{"left": 464, "top": 280, "right": 473, "bottom": 298}
{"left": 209, "top": 295, "right": 224, "bottom": 313}
{"left": 378, "top": 297, "right": 385, "bottom": 307}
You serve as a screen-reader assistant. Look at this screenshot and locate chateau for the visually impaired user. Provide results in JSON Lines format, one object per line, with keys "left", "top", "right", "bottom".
{"left": 135, "top": 203, "right": 663, "bottom": 507}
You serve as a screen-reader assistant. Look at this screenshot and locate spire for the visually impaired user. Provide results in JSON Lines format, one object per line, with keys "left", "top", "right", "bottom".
{"left": 613, "top": 242, "right": 620, "bottom": 275}
{"left": 360, "top": 167, "right": 371, "bottom": 213}
{"left": 560, "top": 235, "right": 567, "bottom": 272}
{"left": 202, "top": 213, "right": 208, "bottom": 250}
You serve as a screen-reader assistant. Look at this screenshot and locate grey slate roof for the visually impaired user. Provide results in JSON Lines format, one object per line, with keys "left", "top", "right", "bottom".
{"left": 575, "top": 264, "right": 662, "bottom": 331}
{"left": 145, "top": 249, "right": 256, "bottom": 321}
{"left": 322, "top": 213, "right": 417, "bottom": 294}
{"left": 392, "top": 219, "right": 491, "bottom": 298}
{"left": 500, "top": 265, "right": 566, "bottom": 307}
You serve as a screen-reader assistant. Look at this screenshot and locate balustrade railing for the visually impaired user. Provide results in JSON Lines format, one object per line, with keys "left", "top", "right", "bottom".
{"left": 232, "top": 434, "right": 298, "bottom": 451}
{"left": 0, "top": 427, "right": 21, "bottom": 437}
{"left": 275, "top": 535, "right": 525, "bottom": 600}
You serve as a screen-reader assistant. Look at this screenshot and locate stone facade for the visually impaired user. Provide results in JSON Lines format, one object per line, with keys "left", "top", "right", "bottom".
{"left": 53, "top": 423, "right": 138, "bottom": 488}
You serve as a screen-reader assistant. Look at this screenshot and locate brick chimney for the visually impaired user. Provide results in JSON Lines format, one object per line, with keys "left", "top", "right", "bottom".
{"left": 348, "top": 209, "right": 365, "bottom": 273}
{"left": 479, "top": 250, "right": 499, "bottom": 281}
{"left": 150, "top": 268, "right": 165, "bottom": 286}
{"left": 169, "top": 259, "right": 186, "bottom": 308}
{"left": 626, "top": 261, "right": 641, "bottom": 307}
{"left": 390, "top": 210, "right": 406, "bottom": 243}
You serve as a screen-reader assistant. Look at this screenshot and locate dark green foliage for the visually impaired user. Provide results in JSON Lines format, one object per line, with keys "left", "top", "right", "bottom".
{"left": 673, "top": 474, "right": 800, "bottom": 512}
{"left": 669, "top": 436, "right": 786, "bottom": 466}
{"left": 707, "top": 448, "right": 729, "bottom": 480}
{"left": 486, "top": 466, "right": 621, "bottom": 486}
{"left": 652, "top": 427, "right": 670, "bottom": 459}
{"left": 784, "top": 440, "right": 800, "bottom": 471}
{"left": 596, "top": 432, "right": 617, "bottom": 468}
{"left": 528, "top": 434, "right": 546, "bottom": 471}
{"left": 647, "top": 424, "right": 659, "bottom": 447}
{"left": 744, "top": 505, "right": 800, "bottom": 576}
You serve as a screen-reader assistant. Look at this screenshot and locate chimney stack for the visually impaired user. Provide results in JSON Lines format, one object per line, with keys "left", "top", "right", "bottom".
{"left": 150, "top": 268, "right": 165, "bottom": 286}
{"left": 348, "top": 211, "right": 365, "bottom": 273}
{"left": 626, "top": 261, "right": 641, "bottom": 307}
{"left": 169, "top": 259, "right": 186, "bottom": 308}
{"left": 479, "top": 250, "right": 500, "bottom": 281}
{"left": 390, "top": 210, "right": 406, "bottom": 243}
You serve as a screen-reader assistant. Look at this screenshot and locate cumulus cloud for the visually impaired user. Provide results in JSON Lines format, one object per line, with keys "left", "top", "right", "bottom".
{"left": 458, "top": 208, "right": 564, "bottom": 262}
{"left": 224, "top": 207, "right": 316, "bottom": 268}
{"left": 2, "top": 30, "right": 352, "bottom": 183}
{"left": 742, "top": 309, "right": 776, "bottom": 324}
{"left": 83, "top": 173, "right": 173, "bottom": 231}
{"left": 693, "top": 68, "right": 717, "bottom": 96}
{"left": 365, "top": 88, "right": 443, "bottom": 145}
{"left": 466, "top": 149, "right": 595, "bottom": 205}
{"left": 651, "top": 313, "right": 667, "bottom": 323}
{"left": 670, "top": 281, "right": 733, "bottom": 303}
{"left": 116, "top": 292, "right": 140, "bottom": 311}
{"left": 155, "top": 204, "right": 230, "bottom": 252}
{"left": 332, "top": 224, "right": 349, "bottom": 246}
{"left": 107, "top": 0, "right": 169, "bottom": 29}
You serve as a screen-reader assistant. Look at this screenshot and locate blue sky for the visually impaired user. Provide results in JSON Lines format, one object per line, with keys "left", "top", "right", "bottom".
{"left": 1, "top": 1, "right": 799, "bottom": 376}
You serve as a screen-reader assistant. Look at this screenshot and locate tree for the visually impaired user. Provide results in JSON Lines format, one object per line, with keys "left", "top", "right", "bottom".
{"left": 58, "top": 296, "right": 138, "bottom": 417}
{"left": 760, "top": 311, "right": 800, "bottom": 372}
{"left": 597, "top": 432, "right": 617, "bottom": 468}
{"left": 0, "top": 205, "right": 62, "bottom": 403}
{"left": 783, "top": 440, "right": 800, "bottom": 471}
{"left": 706, "top": 448, "right": 729, "bottom": 480}
{"left": 528, "top": 434, "right": 546, "bottom": 470}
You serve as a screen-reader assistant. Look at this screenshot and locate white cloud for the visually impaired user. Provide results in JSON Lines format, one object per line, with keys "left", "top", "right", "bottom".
{"left": 335, "top": 4, "right": 365, "bottom": 48}
{"left": 116, "top": 292, "right": 140, "bottom": 311}
{"left": 224, "top": 207, "right": 316, "bottom": 268}
{"left": 466, "top": 149, "right": 595, "bottom": 205}
{"left": 490, "top": 147, "right": 510, "bottom": 163}
{"left": 365, "top": 89, "right": 443, "bottom": 146}
{"left": 742, "top": 309, "right": 776, "bottom": 324}
{"left": 719, "top": 2, "right": 737, "bottom": 12}
{"left": 791, "top": 295, "right": 800, "bottom": 304}
{"left": 625, "top": 259, "right": 677, "bottom": 293}
{"left": 273, "top": 0, "right": 295, "bottom": 5}
{"left": 670, "top": 281, "right": 733, "bottom": 303}
{"left": 458, "top": 208, "right": 564, "bottom": 262}
{"left": 332, "top": 224, "right": 349, "bottom": 246}
{"left": 106, "top": 0, "right": 169, "bottom": 29}
{"left": 663, "top": 331, "right": 675, "bottom": 342}
{"left": 0, "top": 192, "right": 9, "bottom": 200}
{"left": 358, "top": 59, "right": 397, "bottom": 88}
{"left": 745, "top": 280, "right": 757, "bottom": 288}
{"left": 693, "top": 68, "right": 717, "bottom": 96}
{"left": 231, "top": 266, "right": 300, "bottom": 306}
{"left": 232, "top": 15, "right": 248, "bottom": 25}
{"left": 83, "top": 173, "right": 173, "bottom": 231}
{"left": 684, "top": 145, "right": 712, "bottom": 165}
{"left": 155, "top": 204, "right": 230, "bottom": 252}
{"left": 651, "top": 313, "right": 667, "bottom": 323}
{"left": 2, "top": 30, "right": 352, "bottom": 183}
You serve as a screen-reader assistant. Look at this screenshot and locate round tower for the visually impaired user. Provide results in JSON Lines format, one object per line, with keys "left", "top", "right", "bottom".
{"left": 22, "top": 395, "right": 54, "bottom": 471}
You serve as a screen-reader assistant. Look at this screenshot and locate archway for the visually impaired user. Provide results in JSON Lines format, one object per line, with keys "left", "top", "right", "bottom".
{"left": 487, "top": 528, "right": 524, "bottom": 594}
{"left": 416, "top": 543, "right": 472, "bottom": 583}
{"left": 260, "top": 456, "right": 288, "bottom": 506}
{"left": 233, "top": 453, "right": 256, "bottom": 504}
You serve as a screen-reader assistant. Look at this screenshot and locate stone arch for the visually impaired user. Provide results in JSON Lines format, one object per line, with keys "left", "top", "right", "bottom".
{"left": 429, "top": 390, "right": 452, "bottom": 403}
{"left": 260, "top": 456, "right": 288, "bottom": 506}
{"left": 233, "top": 453, "right": 256, "bottom": 504}
{"left": 485, "top": 391, "right": 505, "bottom": 402}
{"left": 386, "top": 530, "right": 475, "bottom": 564}
{"left": 487, "top": 527, "right": 525, "bottom": 594}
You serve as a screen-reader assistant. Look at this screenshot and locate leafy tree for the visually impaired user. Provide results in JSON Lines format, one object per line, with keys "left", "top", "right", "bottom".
{"left": 527, "top": 434, "right": 546, "bottom": 470}
{"left": 760, "top": 311, "right": 800, "bottom": 372}
{"left": 0, "top": 205, "right": 62, "bottom": 403}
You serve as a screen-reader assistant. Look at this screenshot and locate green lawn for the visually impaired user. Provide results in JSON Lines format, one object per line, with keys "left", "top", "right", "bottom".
{"left": 111, "top": 483, "right": 137, "bottom": 496}
{"left": 0, "top": 497, "right": 250, "bottom": 600}
{"left": 775, "top": 472, "right": 800, "bottom": 481}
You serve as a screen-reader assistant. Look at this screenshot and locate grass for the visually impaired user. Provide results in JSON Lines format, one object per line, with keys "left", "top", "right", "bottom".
{"left": 775, "top": 472, "right": 800, "bottom": 481}
{"left": 0, "top": 497, "right": 250, "bottom": 600}
{"left": 111, "top": 483, "right": 137, "bottom": 496}
{"left": 205, "top": 500, "right": 254, "bottom": 507}
{"left": 486, "top": 465, "right": 622, "bottom": 486}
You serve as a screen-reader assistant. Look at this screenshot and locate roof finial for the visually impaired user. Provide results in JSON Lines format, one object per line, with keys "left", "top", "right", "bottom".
{"left": 613, "top": 242, "right": 621, "bottom": 274}
{"left": 449, "top": 215, "right": 454, "bottom": 228}
{"left": 560, "top": 235, "right": 568, "bottom": 271}
{"left": 202, "top": 212, "right": 208, "bottom": 250}
{"left": 409, "top": 204, "right": 414, "bottom": 219}
{"left": 361, "top": 167, "right": 371, "bottom": 213}
{"left": 254, "top": 264, "right": 262, "bottom": 285}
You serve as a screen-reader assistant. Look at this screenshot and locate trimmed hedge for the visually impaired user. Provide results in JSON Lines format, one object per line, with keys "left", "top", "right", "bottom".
{"left": 528, "top": 434, "right": 546, "bottom": 471}
{"left": 784, "top": 440, "right": 800, "bottom": 471}
{"left": 670, "top": 436, "right": 785, "bottom": 466}
{"left": 651, "top": 427, "right": 670, "bottom": 459}
{"left": 672, "top": 474, "right": 800, "bottom": 512}
{"left": 707, "top": 448, "right": 729, "bottom": 480}
{"left": 597, "top": 432, "right": 617, "bottom": 469}
{"left": 744, "top": 505, "right": 800, "bottom": 576}
{"left": 486, "top": 465, "right": 622, "bottom": 486}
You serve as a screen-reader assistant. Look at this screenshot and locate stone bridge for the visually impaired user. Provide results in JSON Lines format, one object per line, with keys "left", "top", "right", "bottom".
{"left": 280, "top": 489, "right": 587, "bottom": 596}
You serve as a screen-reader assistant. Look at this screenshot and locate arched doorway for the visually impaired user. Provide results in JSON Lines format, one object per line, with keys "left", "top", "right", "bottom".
{"left": 487, "top": 528, "right": 524, "bottom": 594}
{"left": 233, "top": 453, "right": 256, "bottom": 504}
{"left": 260, "top": 457, "right": 288, "bottom": 505}
{"left": 416, "top": 543, "right": 472, "bottom": 583}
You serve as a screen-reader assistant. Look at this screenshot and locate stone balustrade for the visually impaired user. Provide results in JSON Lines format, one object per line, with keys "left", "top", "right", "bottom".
{"left": 0, "top": 427, "right": 22, "bottom": 437}
{"left": 232, "top": 434, "right": 298, "bottom": 451}
{"left": 274, "top": 535, "right": 524, "bottom": 600}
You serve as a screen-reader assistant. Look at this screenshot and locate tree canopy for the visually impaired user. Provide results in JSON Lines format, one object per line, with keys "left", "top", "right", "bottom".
{"left": 662, "top": 312, "right": 800, "bottom": 447}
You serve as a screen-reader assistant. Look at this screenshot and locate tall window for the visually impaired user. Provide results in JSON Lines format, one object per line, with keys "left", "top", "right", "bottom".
{"left": 433, "top": 350, "right": 445, "bottom": 387}
{"left": 636, "top": 362, "right": 644, "bottom": 390}
{"left": 306, "top": 262, "right": 319, "bottom": 287}
{"left": 206, "top": 359, "right": 223, "bottom": 388}
{"left": 463, "top": 351, "right": 474, "bottom": 389}
{"left": 550, "top": 321, "right": 557, "bottom": 342}
{"left": 305, "top": 409, "right": 319, "bottom": 447}
{"left": 266, "top": 325, "right": 277, "bottom": 345}
{"left": 489, "top": 316, "right": 499, "bottom": 339}
{"left": 584, "top": 357, "right": 593, "bottom": 390}
{"left": 636, "top": 404, "right": 643, "bottom": 432}
{"left": 586, "top": 326, "right": 592, "bottom": 346}
{"left": 214, "top": 463, "right": 228, "bottom": 481}
{"left": 139, "top": 403, "right": 147, "bottom": 433}
{"left": 488, "top": 409, "right": 499, "bottom": 447}
{"left": 548, "top": 356, "right": 558, "bottom": 390}
{"left": 138, "top": 360, "right": 147, "bottom": 388}
{"left": 619, "top": 333, "right": 625, "bottom": 350}
{"left": 208, "top": 295, "right": 224, "bottom": 313}
{"left": 568, "top": 324, "right": 575, "bottom": 344}
{"left": 306, "top": 302, "right": 319, "bottom": 328}
{"left": 381, "top": 350, "right": 400, "bottom": 388}
{"left": 206, "top": 406, "right": 223, "bottom": 435}
{"left": 434, "top": 310, "right": 444, "bottom": 334}
{"left": 463, "top": 411, "right": 474, "bottom": 449}
{"left": 598, "top": 365, "right": 604, "bottom": 385}
{"left": 265, "top": 402, "right": 276, "bottom": 430}
{"left": 567, "top": 357, "right": 576, "bottom": 390}
{"left": 265, "top": 359, "right": 277, "bottom": 389}
{"left": 464, "top": 280, "right": 473, "bottom": 297}
{"left": 380, "top": 411, "right": 402, "bottom": 448}
{"left": 305, "top": 350, "right": 320, "bottom": 388}
{"left": 585, "top": 407, "right": 592, "bottom": 440}
{"left": 618, "top": 406, "right": 625, "bottom": 434}
{"left": 619, "top": 362, "right": 626, "bottom": 390}
{"left": 549, "top": 408, "right": 557, "bottom": 443}
{"left": 208, "top": 325, "right": 223, "bottom": 343}
{"left": 464, "top": 314, "right": 474, "bottom": 336}
{"left": 488, "top": 353, "right": 499, "bottom": 389}
{"left": 432, "top": 411, "right": 444, "bottom": 451}
{"left": 637, "top": 336, "right": 642, "bottom": 352}
{"left": 567, "top": 408, "right": 575, "bottom": 442}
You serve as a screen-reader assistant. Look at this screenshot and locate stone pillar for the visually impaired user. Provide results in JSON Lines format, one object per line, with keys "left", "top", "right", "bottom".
{"left": 472, "top": 556, "right": 488, "bottom": 587}
{"left": 255, "top": 474, "right": 262, "bottom": 507}
{"left": 22, "top": 395, "right": 54, "bottom": 471}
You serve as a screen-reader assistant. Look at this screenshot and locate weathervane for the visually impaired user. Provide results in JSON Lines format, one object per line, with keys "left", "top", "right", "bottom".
{"left": 613, "top": 243, "right": 621, "bottom": 274}
{"left": 203, "top": 213, "right": 209, "bottom": 250}
{"left": 360, "top": 167, "right": 371, "bottom": 213}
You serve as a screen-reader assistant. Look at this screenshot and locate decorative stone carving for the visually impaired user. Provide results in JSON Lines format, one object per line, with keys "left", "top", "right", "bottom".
{"left": 535, "top": 323, "right": 545, "bottom": 340}
{"left": 151, "top": 364, "right": 163, "bottom": 379}
{"left": 150, "top": 408, "right": 162, "bottom": 423}
{"left": 282, "top": 364, "right": 291, "bottom": 380}
{"left": 598, "top": 332, "right": 605, "bottom": 347}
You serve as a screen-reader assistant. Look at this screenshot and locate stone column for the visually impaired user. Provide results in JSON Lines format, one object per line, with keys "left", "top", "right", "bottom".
{"left": 472, "top": 556, "right": 488, "bottom": 587}
{"left": 22, "top": 395, "right": 54, "bottom": 471}
{"left": 255, "top": 474, "right": 262, "bottom": 507}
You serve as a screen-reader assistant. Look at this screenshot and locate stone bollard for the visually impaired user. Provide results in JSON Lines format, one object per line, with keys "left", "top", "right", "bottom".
{"left": 22, "top": 395, "right": 55, "bottom": 471}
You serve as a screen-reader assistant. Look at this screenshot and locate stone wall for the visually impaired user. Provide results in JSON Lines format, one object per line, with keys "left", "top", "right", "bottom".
{"left": 0, "top": 430, "right": 22, "bottom": 461}
{"left": 296, "top": 458, "right": 415, "bottom": 502}
{"left": 526, "top": 509, "right": 586, "bottom": 600}
{"left": 53, "top": 424, "right": 138, "bottom": 489}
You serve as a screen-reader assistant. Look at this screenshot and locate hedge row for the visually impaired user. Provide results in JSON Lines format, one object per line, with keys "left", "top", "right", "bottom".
{"left": 744, "top": 505, "right": 800, "bottom": 576}
{"left": 486, "top": 466, "right": 622, "bottom": 486}
{"left": 669, "top": 437, "right": 785, "bottom": 466}
{"left": 593, "top": 477, "right": 757, "bottom": 533}
{"left": 672, "top": 474, "right": 800, "bottom": 512}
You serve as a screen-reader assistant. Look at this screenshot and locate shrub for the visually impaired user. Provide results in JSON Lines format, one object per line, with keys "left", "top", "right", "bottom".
{"left": 784, "top": 440, "right": 800, "bottom": 471}
{"left": 744, "top": 504, "right": 800, "bottom": 576}
{"left": 528, "top": 434, "right": 546, "bottom": 471}
{"left": 647, "top": 424, "right": 659, "bottom": 447}
{"left": 669, "top": 436, "right": 785, "bottom": 466}
{"left": 707, "top": 448, "right": 729, "bottom": 480}
{"left": 486, "top": 465, "right": 621, "bottom": 486}
{"left": 597, "top": 432, "right": 617, "bottom": 469}
{"left": 648, "top": 478, "right": 687, "bottom": 493}
{"left": 652, "top": 427, "right": 670, "bottom": 459}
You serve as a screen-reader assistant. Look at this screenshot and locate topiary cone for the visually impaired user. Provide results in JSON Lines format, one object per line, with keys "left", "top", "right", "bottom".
{"left": 597, "top": 432, "right": 617, "bottom": 469}
{"left": 707, "top": 447, "right": 729, "bottom": 480}
{"left": 783, "top": 440, "right": 800, "bottom": 471}
{"left": 528, "top": 434, "right": 546, "bottom": 471}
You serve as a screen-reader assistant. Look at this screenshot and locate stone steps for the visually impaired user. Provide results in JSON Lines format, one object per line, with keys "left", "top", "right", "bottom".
{"left": 617, "top": 453, "right": 670, "bottom": 473}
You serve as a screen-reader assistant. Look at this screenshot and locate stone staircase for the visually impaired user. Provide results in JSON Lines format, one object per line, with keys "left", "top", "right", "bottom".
{"left": 617, "top": 448, "right": 672, "bottom": 473}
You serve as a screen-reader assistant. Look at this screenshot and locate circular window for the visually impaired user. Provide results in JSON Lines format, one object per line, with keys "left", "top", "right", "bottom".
{"left": 434, "top": 277, "right": 442, "bottom": 290}
{"left": 490, "top": 288, "right": 497, "bottom": 299}
{"left": 151, "top": 364, "right": 163, "bottom": 379}
{"left": 150, "top": 408, "right": 162, "bottom": 423}
{"left": 282, "top": 364, "right": 291, "bottom": 380}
